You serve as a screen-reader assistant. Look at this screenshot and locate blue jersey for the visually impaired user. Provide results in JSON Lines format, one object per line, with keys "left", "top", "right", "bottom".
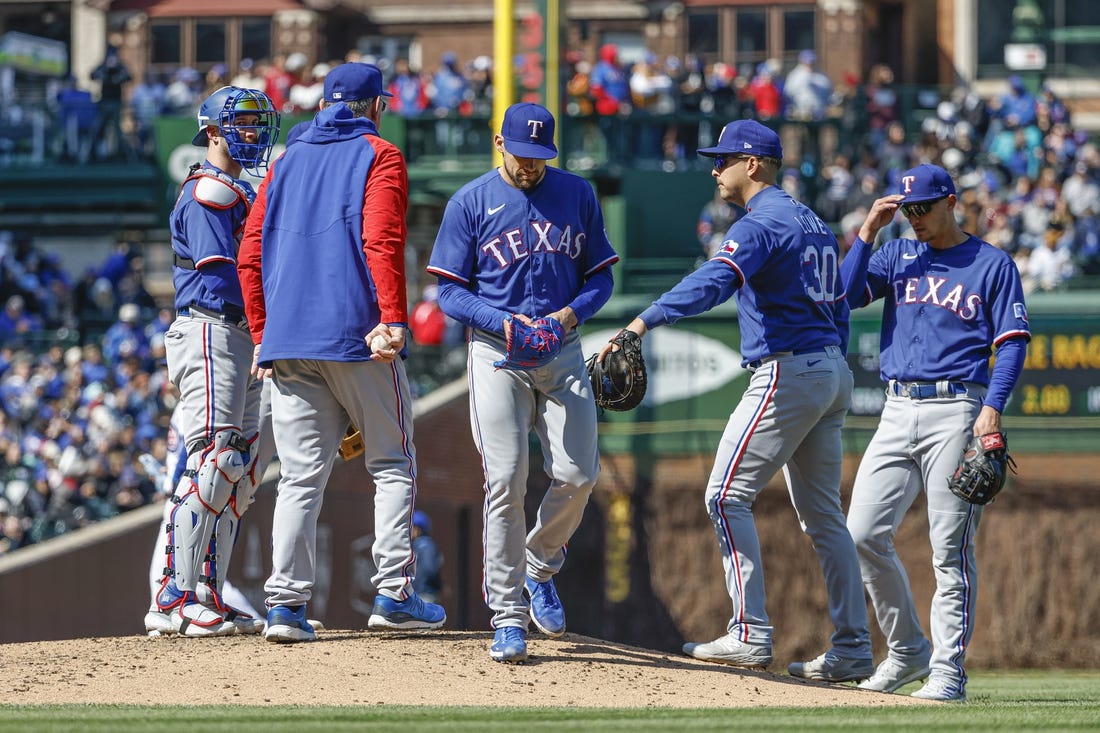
{"left": 640, "top": 185, "right": 847, "bottom": 366}
{"left": 169, "top": 163, "right": 255, "bottom": 313}
{"left": 426, "top": 166, "right": 619, "bottom": 329}
{"left": 846, "top": 235, "right": 1030, "bottom": 385}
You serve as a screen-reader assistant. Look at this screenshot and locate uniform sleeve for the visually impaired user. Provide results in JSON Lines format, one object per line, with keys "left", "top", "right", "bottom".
{"left": 566, "top": 266, "right": 613, "bottom": 326}
{"left": 426, "top": 198, "right": 477, "bottom": 284}
{"left": 840, "top": 236, "right": 874, "bottom": 308}
{"left": 710, "top": 219, "right": 770, "bottom": 287}
{"left": 990, "top": 256, "right": 1032, "bottom": 346}
{"left": 362, "top": 139, "right": 409, "bottom": 324}
{"left": 437, "top": 278, "right": 510, "bottom": 334}
{"left": 639, "top": 259, "right": 740, "bottom": 330}
{"left": 183, "top": 197, "right": 247, "bottom": 306}
{"left": 238, "top": 164, "right": 273, "bottom": 343}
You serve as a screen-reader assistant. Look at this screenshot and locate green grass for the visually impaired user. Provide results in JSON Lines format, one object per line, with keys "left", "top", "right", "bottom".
{"left": 2, "top": 671, "right": 1097, "bottom": 732}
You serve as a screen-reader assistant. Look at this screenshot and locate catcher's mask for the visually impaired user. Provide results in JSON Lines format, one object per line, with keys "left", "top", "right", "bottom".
{"left": 192, "top": 86, "right": 280, "bottom": 176}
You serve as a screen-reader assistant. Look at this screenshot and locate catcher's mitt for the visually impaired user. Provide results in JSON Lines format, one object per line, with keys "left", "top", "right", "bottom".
{"left": 586, "top": 329, "right": 647, "bottom": 411}
{"left": 947, "top": 432, "right": 1016, "bottom": 505}
{"left": 492, "top": 315, "right": 565, "bottom": 370}
{"left": 338, "top": 425, "right": 365, "bottom": 461}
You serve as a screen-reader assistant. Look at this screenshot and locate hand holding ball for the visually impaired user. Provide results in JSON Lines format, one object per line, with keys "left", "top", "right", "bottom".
{"left": 371, "top": 334, "right": 390, "bottom": 352}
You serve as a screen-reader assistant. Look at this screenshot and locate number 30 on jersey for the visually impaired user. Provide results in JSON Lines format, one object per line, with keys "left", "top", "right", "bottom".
{"left": 801, "top": 246, "right": 840, "bottom": 304}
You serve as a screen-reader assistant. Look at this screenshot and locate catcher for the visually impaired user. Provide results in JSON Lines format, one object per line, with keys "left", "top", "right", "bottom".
{"left": 841, "top": 164, "right": 1030, "bottom": 702}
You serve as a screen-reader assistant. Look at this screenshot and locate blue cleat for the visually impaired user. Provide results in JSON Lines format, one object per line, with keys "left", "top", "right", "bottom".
{"left": 525, "top": 576, "right": 566, "bottom": 638}
{"left": 368, "top": 592, "right": 446, "bottom": 630}
{"left": 265, "top": 604, "right": 316, "bottom": 643}
{"left": 489, "top": 626, "right": 528, "bottom": 663}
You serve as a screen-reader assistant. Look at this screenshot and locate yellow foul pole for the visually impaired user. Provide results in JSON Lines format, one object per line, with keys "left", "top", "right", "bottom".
{"left": 493, "top": 0, "right": 514, "bottom": 168}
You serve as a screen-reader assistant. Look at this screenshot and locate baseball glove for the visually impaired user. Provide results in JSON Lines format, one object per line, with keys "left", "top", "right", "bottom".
{"left": 492, "top": 315, "right": 565, "bottom": 370}
{"left": 338, "top": 425, "right": 365, "bottom": 461}
{"left": 947, "top": 432, "right": 1017, "bottom": 505}
{"left": 586, "top": 329, "right": 647, "bottom": 411}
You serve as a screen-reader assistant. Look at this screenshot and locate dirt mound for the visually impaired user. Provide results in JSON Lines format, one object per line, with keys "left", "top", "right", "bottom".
{"left": 1, "top": 630, "right": 924, "bottom": 708}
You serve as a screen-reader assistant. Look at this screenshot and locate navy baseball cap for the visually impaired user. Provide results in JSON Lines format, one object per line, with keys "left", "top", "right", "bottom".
{"left": 323, "top": 62, "right": 393, "bottom": 103}
{"left": 897, "top": 164, "right": 956, "bottom": 203}
{"left": 697, "top": 119, "right": 783, "bottom": 160}
{"left": 500, "top": 102, "right": 558, "bottom": 159}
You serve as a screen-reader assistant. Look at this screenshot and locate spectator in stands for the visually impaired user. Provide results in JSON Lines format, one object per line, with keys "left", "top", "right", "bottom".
{"left": 1025, "top": 216, "right": 1075, "bottom": 293}
{"left": 817, "top": 153, "right": 855, "bottom": 225}
{"left": 589, "top": 44, "right": 630, "bottom": 117}
{"left": 289, "top": 62, "right": 329, "bottom": 113}
{"left": 55, "top": 76, "right": 98, "bottom": 164}
{"left": 411, "top": 510, "right": 443, "bottom": 604}
{"left": 467, "top": 55, "right": 493, "bottom": 117}
{"left": 89, "top": 42, "right": 133, "bottom": 161}
{"left": 163, "top": 67, "right": 201, "bottom": 115}
{"left": 128, "top": 70, "right": 166, "bottom": 158}
{"left": 428, "top": 52, "right": 470, "bottom": 152}
{"left": 748, "top": 63, "right": 782, "bottom": 121}
{"left": 230, "top": 58, "right": 265, "bottom": 91}
{"left": 985, "top": 75, "right": 1037, "bottom": 149}
{"left": 783, "top": 50, "right": 832, "bottom": 121}
{"left": 263, "top": 53, "right": 295, "bottom": 114}
{"left": 863, "top": 63, "right": 899, "bottom": 150}
{"left": 409, "top": 284, "right": 448, "bottom": 346}
{"left": 428, "top": 52, "right": 468, "bottom": 116}
{"left": 697, "top": 188, "right": 744, "bottom": 260}
{"left": 387, "top": 58, "right": 429, "bottom": 117}
{"left": 0, "top": 295, "right": 40, "bottom": 345}
{"left": 101, "top": 303, "right": 149, "bottom": 367}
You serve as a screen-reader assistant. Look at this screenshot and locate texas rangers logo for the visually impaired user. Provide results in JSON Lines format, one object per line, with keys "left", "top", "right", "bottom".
{"left": 527, "top": 119, "right": 544, "bottom": 139}
{"left": 901, "top": 175, "right": 916, "bottom": 193}
{"left": 719, "top": 239, "right": 739, "bottom": 255}
{"left": 1013, "top": 302, "right": 1028, "bottom": 322}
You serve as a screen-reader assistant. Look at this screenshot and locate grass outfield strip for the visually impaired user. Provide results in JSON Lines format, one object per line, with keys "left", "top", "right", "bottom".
{"left": 2, "top": 671, "right": 1096, "bottom": 732}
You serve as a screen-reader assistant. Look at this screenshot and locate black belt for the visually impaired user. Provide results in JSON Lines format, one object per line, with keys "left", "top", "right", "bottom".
{"left": 889, "top": 380, "right": 967, "bottom": 399}
{"left": 178, "top": 304, "right": 247, "bottom": 326}
{"left": 747, "top": 345, "right": 837, "bottom": 370}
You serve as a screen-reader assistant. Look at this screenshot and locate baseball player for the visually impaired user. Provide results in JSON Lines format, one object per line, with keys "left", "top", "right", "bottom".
{"left": 426, "top": 102, "right": 618, "bottom": 663}
{"left": 841, "top": 164, "right": 1030, "bottom": 701}
{"left": 600, "top": 120, "right": 872, "bottom": 679}
{"left": 152, "top": 86, "right": 280, "bottom": 637}
{"left": 238, "top": 62, "right": 444, "bottom": 643}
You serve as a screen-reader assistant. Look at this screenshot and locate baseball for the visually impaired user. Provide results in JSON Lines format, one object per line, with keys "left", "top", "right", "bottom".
{"left": 371, "top": 335, "right": 390, "bottom": 352}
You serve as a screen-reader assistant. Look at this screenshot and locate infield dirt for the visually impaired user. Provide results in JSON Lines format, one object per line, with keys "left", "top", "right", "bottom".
{"left": 1, "top": 631, "right": 928, "bottom": 707}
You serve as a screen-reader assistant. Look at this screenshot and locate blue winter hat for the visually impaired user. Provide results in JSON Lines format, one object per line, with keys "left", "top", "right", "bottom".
{"left": 323, "top": 62, "right": 393, "bottom": 103}
{"left": 897, "top": 164, "right": 956, "bottom": 203}
{"left": 412, "top": 510, "right": 432, "bottom": 534}
{"left": 697, "top": 119, "right": 783, "bottom": 160}
{"left": 500, "top": 102, "right": 557, "bottom": 159}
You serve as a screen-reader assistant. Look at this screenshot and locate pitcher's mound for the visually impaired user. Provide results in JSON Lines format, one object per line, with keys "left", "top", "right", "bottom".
{"left": 1, "top": 630, "right": 926, "bottom": 707}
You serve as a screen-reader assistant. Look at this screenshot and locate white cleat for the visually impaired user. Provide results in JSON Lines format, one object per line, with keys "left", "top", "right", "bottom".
{"left": 858, "top": 657, "right": 931, "bottom": 693}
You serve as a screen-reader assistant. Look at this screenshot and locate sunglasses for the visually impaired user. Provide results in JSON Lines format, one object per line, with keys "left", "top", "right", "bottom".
{"left": 379, "top": 99, "right": 388, "bottom": 112}
{"left": 713, "top": 154, "right": 753, "bottom": 172}
{"left": 899, "top": 197, "right": 946, "bottom": 218}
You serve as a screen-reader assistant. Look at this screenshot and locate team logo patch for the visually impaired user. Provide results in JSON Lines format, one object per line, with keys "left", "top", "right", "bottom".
{"left": 719, "top": 239, "right": 739, "bottom": 255}
{"left": 1013, "top": 302, "right": 1028, "bottom": 322}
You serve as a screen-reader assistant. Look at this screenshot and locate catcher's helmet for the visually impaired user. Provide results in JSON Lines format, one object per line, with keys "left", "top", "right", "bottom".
{"left": 192, "top": 86, "right": 280, "bottom": 175}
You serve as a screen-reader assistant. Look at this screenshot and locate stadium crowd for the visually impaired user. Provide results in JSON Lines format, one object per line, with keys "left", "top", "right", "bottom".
{"left": 2, "top": 46, "right": 1098, "bottom": 555}
{"left": 0, "top": 233, "right": 172, "bottom": 555}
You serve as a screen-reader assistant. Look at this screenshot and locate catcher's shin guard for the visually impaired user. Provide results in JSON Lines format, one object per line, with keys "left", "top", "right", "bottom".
{"left": 169, "top": 428, "right": 249, "bottom": 592}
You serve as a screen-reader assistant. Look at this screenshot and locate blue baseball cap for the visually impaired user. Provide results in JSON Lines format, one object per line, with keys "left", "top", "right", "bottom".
{"left": 323, "top": 62, "right": 393, "bottom": 103}
{"left": 412, "top": 510, "right": 432, "bottom": 534}
{"left": 500, "top": 102, "right": 557, "bottom": 159}
{"left": 697, "top": 119, "right": 783, "bottom": 160}
{"left": 897, "top": 164, "right": 956, "bottom": 203}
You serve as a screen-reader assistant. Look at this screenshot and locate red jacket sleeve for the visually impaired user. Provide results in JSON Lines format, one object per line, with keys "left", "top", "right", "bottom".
{"left": 362, "top": 138, "right": 409, "bottom": 324}
{"left": 238, "top": 159, "right": 275, "bottom": 344}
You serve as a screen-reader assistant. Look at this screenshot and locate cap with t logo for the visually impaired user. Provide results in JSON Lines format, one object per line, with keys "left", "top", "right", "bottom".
{"left": 500, "top": 102, "right": 558, "bottom": 160}
{"left": 897, "top": 164, "right": 956, "bottom": 203}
